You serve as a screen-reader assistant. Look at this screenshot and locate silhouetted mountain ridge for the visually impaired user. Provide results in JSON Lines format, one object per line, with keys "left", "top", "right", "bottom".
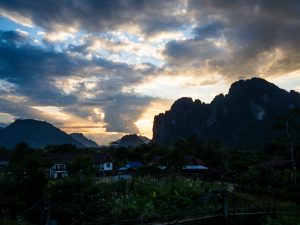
{"left": 70, "top": 133, "right": 99, "bottom": 148}
{"left": 113, "top": 134, "right": 150, "bottom": 148}
{"left": 0, "top": 119, "right": 84, "bottom": 148}
{"left": 153, "top": 78, "right": 300, "bottom": 148}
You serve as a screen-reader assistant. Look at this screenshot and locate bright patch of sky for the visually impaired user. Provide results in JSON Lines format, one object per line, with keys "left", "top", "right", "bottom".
{"left": 271, "top": 70, "right": 300, "bottom": 93}
{"left": 134, "top": 75, "right": 229, "bottom": 103}
{"left": 0, "top": 79, "right": 16, "bottom": 92}
{"left": 1, "top": 17, "right": 89, "bottom": 54}
{"left": 0, "top": 112, "right": 15, "bottom": 124}
{"left": 32, "top": 106, "right": 70, "bottom": 121}
{"left": 0, "top": 16, "right": 40, "bottom": 40}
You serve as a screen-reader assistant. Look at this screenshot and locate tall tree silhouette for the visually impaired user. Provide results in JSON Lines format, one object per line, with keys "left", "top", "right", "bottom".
{"left": 275, "top": 109, "right": 300, "bottom": 186}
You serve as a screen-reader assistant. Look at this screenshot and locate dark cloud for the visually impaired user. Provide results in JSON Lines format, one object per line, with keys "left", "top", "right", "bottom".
{"left": 0, "top": 97, "right": 64, "bottom": 126}
{"left": 0, "top": 31, "right": 80, "bottom": 79}
{"left": 188, "top": 0, "right": 300, "bottom": 22}
{"left": 0, "top": 0, "right": 186, "bottom": 36}
{"left": 0, "top": 30, "right": 81, "bottom": 105}
{"left": 0, "top": 30, "right": 28, "bottom": 44}
{"left": 193, "top": 22, "right": 224, "bottom": 40}
{"left": 0, "top": 30, "right": 159, "bottom": 133}
{"left": 163, "top": 39, "right": 223, "bottom": 67}
{"left": 65, "top": 91, "right": 159, "bottom": 134}
{"left": 102, "top": 94, "right": 154, "bottom": 133}
{"left": 163, "top": 0, "right": 300, "bottom": 80}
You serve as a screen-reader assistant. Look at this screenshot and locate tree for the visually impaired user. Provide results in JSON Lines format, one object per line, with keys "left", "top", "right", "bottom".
{"left": 0, "top": 145, "right": 47, "bottom": 219}
{"left": 275, "top": 109, "right": 300, "bottom": 186}
{"left": 70, "top": 155, "right": 96, "bottom": 178}
{"left": 45, "top": 144, "right": 78, "bottom": 153}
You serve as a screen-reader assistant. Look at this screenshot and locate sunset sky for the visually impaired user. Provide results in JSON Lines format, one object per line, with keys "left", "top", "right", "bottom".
{"left": 0, "top": 0, "right": 300, "bottom": 144}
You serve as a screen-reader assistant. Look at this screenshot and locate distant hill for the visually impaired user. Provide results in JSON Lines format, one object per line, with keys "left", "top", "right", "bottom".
{"left": 70, "top": 133, "right": 99, "bottom": 148}
{"left": 0, "top": 119, "right": 84, "bottom": 148}
{"left": 114, "top": 134, "right": 150, "bottom": 148}
{"left": 0, "top": 123, "right": 7, "bottom": 129}
{"left": 138, "top": 136, "right": 151, "bottom": 144}
{"left": 153, "top": 77, "right": 300, "bottom": 148}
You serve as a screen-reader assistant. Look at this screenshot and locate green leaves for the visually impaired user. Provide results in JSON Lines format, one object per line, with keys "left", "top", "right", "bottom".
{"left": 69, "top": 155, "right": 96, "bottom": 177}
{"left": 152, "top": 191, "right": 156, "bottom": 199}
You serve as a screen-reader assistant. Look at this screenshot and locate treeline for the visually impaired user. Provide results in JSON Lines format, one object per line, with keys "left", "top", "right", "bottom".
{"left": 0, "top": 139, "right": 299, "bottom": 224}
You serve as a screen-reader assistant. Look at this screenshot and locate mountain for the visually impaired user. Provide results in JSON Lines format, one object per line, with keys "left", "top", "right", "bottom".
{"left": 138, "top": 135, "right": 151, "bottom": 144}
{"left": 153, "top": 78, "right": 300, "bottom": 148}
{"left": 70, "top": 133, "right": 99, "bottom": 147}
{"left": 116, "top": 134, "right": 149, "bottom": 148}
{"left": 0, "top": 123, "right": 8, "bottom": 128}
{"left": 0, "top": 119, "right": 84, "bottom": 148}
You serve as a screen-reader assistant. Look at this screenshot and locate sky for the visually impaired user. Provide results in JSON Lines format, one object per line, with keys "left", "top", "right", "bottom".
{"left": 0, "top": 0, "right": 300, "bottom": 145}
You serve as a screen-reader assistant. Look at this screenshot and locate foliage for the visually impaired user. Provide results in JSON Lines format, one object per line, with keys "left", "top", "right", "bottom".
{"left": 109, "top": 177, "right": 222, "bottom": 220}
{"left": 0, "top": 143, "right": 47, "bottom": 218}
{"left": 264, "top": 206, "right": 300, "bottom": 225}
{"left": 46, "top": 177, "right": 113, "bottom": 223}
{"left": 0, "top": 137, "right": 299, "bottom": 224}
{"left": 134, "top": 165, "right": 164, "bottom": 177}
{"left": 45, "top": 144, "right": 79, "bottom": 153}
{"left": 0, "top": 219, "right": 27, "bottom": 225}
{"left": 70, "top": 155, "right": 96, "bottom": 177}
{"left": 44, "top": 176, "right": 222, "bottom": 223}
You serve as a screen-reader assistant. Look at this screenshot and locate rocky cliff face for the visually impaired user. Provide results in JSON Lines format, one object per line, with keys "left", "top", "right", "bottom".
{"left": 153, "top": 78, "right": 300, "bottom": 148}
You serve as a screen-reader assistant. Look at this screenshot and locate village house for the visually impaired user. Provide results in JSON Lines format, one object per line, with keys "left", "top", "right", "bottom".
{"left": 181, "top": 155, "right": 208, "bottom": 173}
{"left": 118, "top": 161, "right": 143, "bottom": 173}
{"left": 92, "top": 153, "right": 114, "bottom": 176}
{"left": 48, "top": 152, "right": 114, "bottom": 179}
{"left": 0, "top": 154, "right": 10, "bottom": 169}
{"left": 150, "top": 155, "right": 168, "bottom": 171}
{"left": 48, "top": 153, "right": 77, "bottom": 179}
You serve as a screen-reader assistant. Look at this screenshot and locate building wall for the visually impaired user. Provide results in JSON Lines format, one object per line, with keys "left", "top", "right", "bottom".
{"left": 49, "top": 163, "right": 69, "bottom": 179}
{"left": 95, "top": 162, "right": 113, "bottom": 171}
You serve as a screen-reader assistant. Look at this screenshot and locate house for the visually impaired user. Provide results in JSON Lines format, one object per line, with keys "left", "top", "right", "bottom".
{"left": 150, "top": 155, "right": 168, "bottom": 171}
{"left": 118, "top": 161, "right": 143, "bottom": 173}
{"left": 0, "top": 155, "right": 10, "bottom": 169}
{"left": 47, "top": 152, "right": 114, "bottom": 178}
{"left": 92, "top": 153, "right": 113, "bottom": 176}
{"left": 48, "top": 153, "right": 78, "bottom": 179}
{"left": 115, "top": 161, "right": 143, "bottom": 180}
{"left": 181, "top": 156, "right": 208, "bottom": 173}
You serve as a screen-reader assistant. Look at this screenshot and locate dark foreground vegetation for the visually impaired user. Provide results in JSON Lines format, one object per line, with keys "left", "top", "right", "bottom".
{"left": 0, "top": 136, "right": 299, "bottom": 225}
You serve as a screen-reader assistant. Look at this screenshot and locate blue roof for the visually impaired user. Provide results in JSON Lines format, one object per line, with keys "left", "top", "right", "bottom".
{"left": 126, "top": 161, "right": 143, "bottom": 168}
{"left": 182, "top": 165, "right": 208, "bottom": 170}
{"left": 118, "top": 161, "right": 142, "bottom": 171}
{"left": 118, "top": 166, "right": 130, "bottom": 171}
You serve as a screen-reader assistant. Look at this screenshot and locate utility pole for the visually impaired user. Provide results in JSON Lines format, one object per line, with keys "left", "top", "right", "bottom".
{"left": 223, "top": 190, "right": 228, "bottom": 220}
{"left": 223, "top": 152, "right": 229, "bottom": 220}
{"left": 225, "top": 153, "right": 228, "bottom": 182}
{"left": 45, "top": 204, "right": 53, "bottom": 225}
{"left": 286, "top": 119, "right": 297, "bottom": 186}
